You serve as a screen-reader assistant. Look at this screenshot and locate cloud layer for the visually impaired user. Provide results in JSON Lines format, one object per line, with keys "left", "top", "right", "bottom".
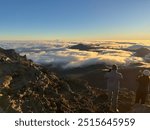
{"left": 0, "top": 40, "right": 149, "bottom": 68}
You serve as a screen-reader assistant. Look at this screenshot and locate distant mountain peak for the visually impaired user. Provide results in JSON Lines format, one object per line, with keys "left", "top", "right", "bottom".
{"left": 69, "top": 43, "right": 95, "bottom": 51}
{"left": 134, "top": 47, "right": 150, "bottom": 57}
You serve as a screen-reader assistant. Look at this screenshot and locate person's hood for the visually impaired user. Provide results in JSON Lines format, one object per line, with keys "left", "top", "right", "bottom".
{"left": 143, "top": 69, "right": 150, "bottom": 76}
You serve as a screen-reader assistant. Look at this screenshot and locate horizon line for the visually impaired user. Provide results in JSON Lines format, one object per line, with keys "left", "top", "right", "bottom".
{"left": 0, "top": 39, "right": 150, "bottom": 42}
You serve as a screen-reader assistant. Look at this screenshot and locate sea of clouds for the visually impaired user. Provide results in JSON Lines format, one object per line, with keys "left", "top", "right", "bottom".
{"left": 0, "top": 40, "right": 149, "bottom": 68}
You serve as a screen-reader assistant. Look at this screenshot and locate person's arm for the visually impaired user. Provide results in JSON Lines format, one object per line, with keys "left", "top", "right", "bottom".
{"left": 118, "top": 73, "right": 123, "bottom": 80}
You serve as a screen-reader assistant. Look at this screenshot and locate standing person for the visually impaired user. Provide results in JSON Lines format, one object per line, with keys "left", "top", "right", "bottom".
{"left": 105, "top": 64, "right": 123, "bottom": 112}
{"left": 135, "top": 69, "right": 150, "bottom": 104}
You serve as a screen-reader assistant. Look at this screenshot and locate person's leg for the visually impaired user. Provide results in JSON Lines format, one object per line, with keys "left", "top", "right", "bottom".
{"left": 141, "top": 93, "right": 147, "bottom": 104}
{"left": 135, "top": 90, "right": 140, "bottom": 104}
{"left": 112, "top": 89, "right": 119, "bottom": 111}
{"left": 108, "top": 89, "right": 113, "bottom": 106}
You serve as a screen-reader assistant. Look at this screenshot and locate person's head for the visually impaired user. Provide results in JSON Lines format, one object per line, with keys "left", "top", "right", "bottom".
{"left": 142, "top": 69, "right": 150, "bottom": 76}
{"left": 112, "top": 64, "right": 118, "bottom": 70}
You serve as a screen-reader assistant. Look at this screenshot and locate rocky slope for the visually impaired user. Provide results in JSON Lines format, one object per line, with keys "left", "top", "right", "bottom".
{"left": 0, "top": 47, "right": 112, "bottom": 113}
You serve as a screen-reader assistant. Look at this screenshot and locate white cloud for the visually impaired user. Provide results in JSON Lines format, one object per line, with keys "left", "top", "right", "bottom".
{"left": 0, "top": 40, "right": 149, "bottom": 68}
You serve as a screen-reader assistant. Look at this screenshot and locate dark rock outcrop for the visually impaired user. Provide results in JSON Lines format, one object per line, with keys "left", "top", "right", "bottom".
{"left": 69, "top": 43, "right": 95, "bottom": 51}
{"left": 134, "top": 47, "right": 150, "bottom": 57}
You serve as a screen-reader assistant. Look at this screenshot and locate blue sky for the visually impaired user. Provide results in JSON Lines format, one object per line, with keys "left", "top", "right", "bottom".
{"left": 0, "top": 0, "right": 150, "bottom": 40}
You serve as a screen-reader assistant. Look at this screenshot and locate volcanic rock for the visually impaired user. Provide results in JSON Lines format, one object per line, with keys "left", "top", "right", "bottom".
{"left": 0, "top": 47, "right": 111, "bottom": 113}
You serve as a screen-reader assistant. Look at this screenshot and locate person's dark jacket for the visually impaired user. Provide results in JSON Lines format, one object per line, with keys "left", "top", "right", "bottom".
{"left": 137, "top": 75, "right": 150, "bottom": 93}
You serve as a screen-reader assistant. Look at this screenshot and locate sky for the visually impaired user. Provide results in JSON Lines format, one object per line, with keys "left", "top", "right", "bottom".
{"left": 0, "top": 0, "right": 150, "bottom": 40}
